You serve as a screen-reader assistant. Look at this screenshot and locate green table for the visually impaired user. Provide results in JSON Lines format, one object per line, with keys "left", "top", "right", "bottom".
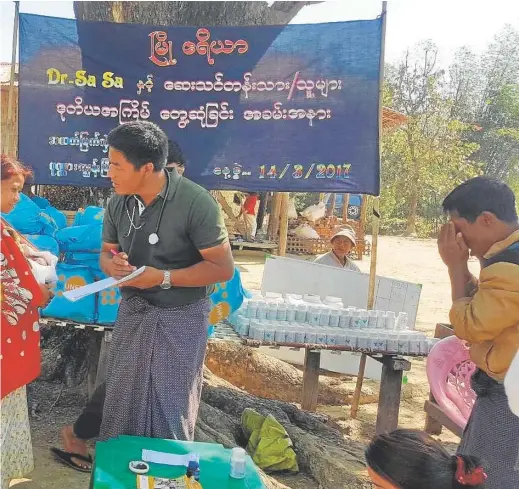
{"left": 91, "top": 436, "right": 265, "bottom": 489}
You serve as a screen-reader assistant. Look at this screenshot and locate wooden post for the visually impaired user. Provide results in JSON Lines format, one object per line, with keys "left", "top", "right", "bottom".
{"left": 375, "top": 362, "right": 403, "bottom": 434}
{"left": 6, "top": 1, "right": 19, "bottom": 156}
{"left": 351, "top": 0, "right": 387, "bottom": 420}
{"left": 256, "top": 192, "right": 268, "bottom": 233}
{"left": 301, "top": 349, "right": 321, "bottom": 411}
{"left": 326, "top": 193, "right": 337, "bottom": 218}
{"left": 278, "top": 192, "right": 290, "bottom": 256}
{"left": 342, "top": 193, "right": 350, "bottom": 221}
{"left": 269, "top": 193, "right": 282, "bottom": 241}
{"left": 349, "top": 353, "right": 367, "bottom": 419}
{"left": 368, "top": 197, "right": 380, "bottom": 309}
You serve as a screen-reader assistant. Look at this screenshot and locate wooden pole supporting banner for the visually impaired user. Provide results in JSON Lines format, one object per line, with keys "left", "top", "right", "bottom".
{"left": 367, "top": 197, "right": 380, "bottom": 309}
{"left": 278, "top": 192, "right": 290, "bottom": 256}
{"left": 351, "top": 0, "right": 387, "bottom": 421}
{"left": 6, "top": 1, "right": 19, "bottom": 156}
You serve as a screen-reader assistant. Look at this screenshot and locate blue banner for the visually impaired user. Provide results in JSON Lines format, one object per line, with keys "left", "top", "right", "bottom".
{"left": 19, "top": 14, "right": 382, "bottom": 195}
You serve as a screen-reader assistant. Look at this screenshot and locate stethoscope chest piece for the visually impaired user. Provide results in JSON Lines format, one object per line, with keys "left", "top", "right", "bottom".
{"left": 148, "top": 233, "right": 159, "bottom": 245}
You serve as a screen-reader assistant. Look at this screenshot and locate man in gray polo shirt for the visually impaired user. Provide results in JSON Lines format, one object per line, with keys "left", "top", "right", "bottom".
{"left": 99, "top": 121, "right": 233, "bottom": 442}
{"left": 51, "top": 130, "right": 214, "bottom": 471}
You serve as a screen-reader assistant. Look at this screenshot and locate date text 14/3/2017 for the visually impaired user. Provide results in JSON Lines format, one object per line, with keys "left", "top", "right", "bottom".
{"left": 213, "top": 163, "right": 351, "bottom": 180}
{"left": 257, "top": 163, "right": 351, "bottom": 180}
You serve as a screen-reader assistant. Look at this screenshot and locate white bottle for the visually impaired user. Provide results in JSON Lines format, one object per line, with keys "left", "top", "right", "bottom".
{"left": 277, "top": 303, "right": 288, "bottom": 321}
{"left": 338, "top": 309, "right": 351, "bottom": 329}
{"left": 329, "top": 308, "right": 341, "bottom": 328}
{"left": 257, "top": 300, "right": 267, "bottom": 320}
{"left": 230, "top": 447, "right": 247, "bottom": 479}
{"left": 295, "top": 303, "right": 308, "bottom": 323}
{"left": 308, "top": 306, "right": 321, "bottom": 326}
{"left": 286, "top": 303, "right": 297, "bottom": 322}
{"left": 386, "top": 311, "right": 397, "bottom": 330}
{"left": 319, "top": 306, "right": 331, "bottom": 327}
{"left": 376, "top": 311, "right": 387, "bottom": 329}
{"left": 267, "top": 301, "right": 278, "bottom": 321}
{"left": 368, "top": 310, "right": 378, "bottom": 329}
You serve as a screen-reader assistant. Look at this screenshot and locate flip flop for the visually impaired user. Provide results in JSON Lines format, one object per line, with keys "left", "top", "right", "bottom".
{"left": 50, "top": 447, "right": 93, "bottom": 473}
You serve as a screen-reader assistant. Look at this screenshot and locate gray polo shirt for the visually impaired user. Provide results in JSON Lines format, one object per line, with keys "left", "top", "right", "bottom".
{"left": 103, "top": 170, "right": 228, "bottom": 308}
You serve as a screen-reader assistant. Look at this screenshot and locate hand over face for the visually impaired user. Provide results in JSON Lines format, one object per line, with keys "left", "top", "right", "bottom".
{"left": 438, "top": 223, "right": 469, "bottom": 267}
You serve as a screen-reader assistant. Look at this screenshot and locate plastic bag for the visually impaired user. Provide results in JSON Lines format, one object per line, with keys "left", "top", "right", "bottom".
{"left": 73, "top": 206, "right": 105, "bottom": 226}
{"left": 43, "top": 207, "right": 67, "bottom": 230}
{"left": 56, "top": 224, "right": 102, "bottom": 253}
{"left": 300, "top": 202, "right": 326, "bottom": 222}
{"left": 294, "top": 224, "right": 320, "bottom": 239}
{"left": 42, "top": 264, "right": 96, "bottom": 323}
{"left": 2, "top": 194, "right": 58, "bottom": 236}
{"left": 23, "top": 234, "right": 60, "bottom": 256}
{"left": 91, "top": 268, "right": 122, "bottom": 325}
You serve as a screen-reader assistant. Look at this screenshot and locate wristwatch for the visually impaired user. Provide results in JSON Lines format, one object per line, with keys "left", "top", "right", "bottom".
{"left": 160, "top": 270, "right": 172, "bottom": 290}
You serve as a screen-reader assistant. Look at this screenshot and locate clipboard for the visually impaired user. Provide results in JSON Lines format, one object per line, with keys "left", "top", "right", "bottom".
{"left": 63, "top": 266, "right": 146, "bottom": 302}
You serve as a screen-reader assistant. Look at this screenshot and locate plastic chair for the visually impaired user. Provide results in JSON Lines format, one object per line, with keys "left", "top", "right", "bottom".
{"left": 426, "top": 335, "right": 477, "bottom": 430}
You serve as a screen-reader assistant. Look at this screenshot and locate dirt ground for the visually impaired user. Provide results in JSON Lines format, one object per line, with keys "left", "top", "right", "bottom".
{"left": 11, "top": 236, "right": 479, "bottom": 489}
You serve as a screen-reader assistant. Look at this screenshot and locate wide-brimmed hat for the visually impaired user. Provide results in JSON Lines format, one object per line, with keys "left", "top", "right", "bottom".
{"left": 330, "top": 226, "right": 356, "bottom": 246}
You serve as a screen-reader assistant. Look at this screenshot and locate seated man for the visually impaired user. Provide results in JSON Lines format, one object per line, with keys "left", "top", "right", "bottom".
{"left": 438, "top": 176, "right": 519, "bottom": 489}
{"left": 314, "top": 226, "right": 360, "bottom": 271}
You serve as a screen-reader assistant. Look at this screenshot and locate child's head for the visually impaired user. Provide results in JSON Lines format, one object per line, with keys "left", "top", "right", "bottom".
{"left": 365, "top": 430, "right": 486, "bottom": 489}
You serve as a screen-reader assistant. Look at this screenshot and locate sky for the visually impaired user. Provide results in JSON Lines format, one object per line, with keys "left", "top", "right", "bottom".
{"left": 1, "top": 0, "right": 519, "bottom": 66}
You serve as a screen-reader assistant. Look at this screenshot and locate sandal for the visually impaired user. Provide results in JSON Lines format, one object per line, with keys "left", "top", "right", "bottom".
{"left": 50, "top": 447, "right": 93, "bottom": 473}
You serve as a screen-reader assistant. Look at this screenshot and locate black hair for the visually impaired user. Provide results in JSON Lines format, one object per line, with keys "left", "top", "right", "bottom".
{"left": 365, "top": 430, "right": 486, "bottom": 489}
{"left": 107, "top": 121, "right": 168, "bottom": 172}
{"left": 167, "top": 139, "right": 185, "bottom": 167}
{"left": 442, "top": 176, "right": 518, "bottom": 223}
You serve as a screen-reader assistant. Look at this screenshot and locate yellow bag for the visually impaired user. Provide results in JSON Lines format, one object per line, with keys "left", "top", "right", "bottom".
{"left": 241, "top": 408, "right": 299, "bottom": 473}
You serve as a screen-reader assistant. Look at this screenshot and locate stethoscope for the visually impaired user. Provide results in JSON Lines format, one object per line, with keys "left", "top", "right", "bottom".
{"left": 123, "top": 170, "right": 170, "bottom": 245}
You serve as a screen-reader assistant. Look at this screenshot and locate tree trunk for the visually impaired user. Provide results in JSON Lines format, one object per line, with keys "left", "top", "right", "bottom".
{"left": 206, "top": 342, "right": 378, "bottom": 406}
{"left": 74, "top": 1, "right": 314, "bottom": 26}
{"left": 405, "top": 188, "right": 418, "bottom": 236}
{"left": 199, "top": 367, "right": 371, "bottom": 489}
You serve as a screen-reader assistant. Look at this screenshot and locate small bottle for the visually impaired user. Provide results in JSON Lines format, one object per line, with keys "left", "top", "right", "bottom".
{"left": 187, "top": 460, "right": 200, "bottom": 481}
{"left": 308, "top": 306, "right": 321, "bottom": 326}
{"left": 267, "top": 301, "right": 278, "bottom": 321}
{"left": 329, "top": 308, "right": 341, "bottom": 328}
{"left": 230, "top": 447, "right": 247, "bottom": 479}
{"left": 295, "top": 303, "right": 308, "bottom": 323}
{"left": 286, "top": 303, "right": 297, "bottom": 322}
{"left": 319, "top": 306, "right": 331, "bottom": 327}
{"left": 277, "top": 303, "right": 288, "bottom": 321}
{"left": 386, "top": 311, "right": 397, "bottom": 330}
{"left": 368, "top": 310, "right": 378, "bottom": 329}
{"left": 257, "top": 300, "right": 267, "bottom": 320}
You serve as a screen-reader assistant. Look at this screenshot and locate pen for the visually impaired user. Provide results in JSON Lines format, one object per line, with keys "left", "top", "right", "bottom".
{"left": 110, "top": 249, "right": 119, "bottom": 256}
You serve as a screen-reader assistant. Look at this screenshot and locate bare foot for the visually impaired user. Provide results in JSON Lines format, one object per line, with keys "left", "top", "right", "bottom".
{"left": 60, "top": 425, "right": 92, "bottom": 470}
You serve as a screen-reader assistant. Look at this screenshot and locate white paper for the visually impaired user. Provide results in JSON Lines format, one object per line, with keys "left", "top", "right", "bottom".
{"left": 141, "top": 449, "right": 198, "bottom": 467}
{"left": 63, "top": 266, "right": 146, "bottom": 302}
